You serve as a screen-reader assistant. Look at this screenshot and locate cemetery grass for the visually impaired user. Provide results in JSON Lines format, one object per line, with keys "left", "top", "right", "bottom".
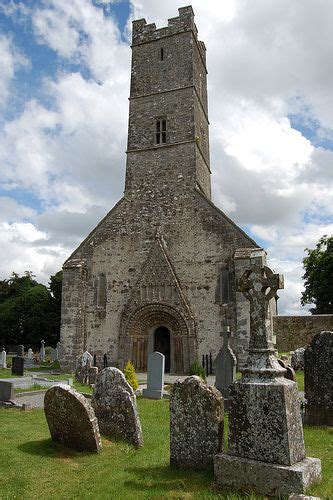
{"left": 0, "top": 401, "right": 332, "bottom": 500}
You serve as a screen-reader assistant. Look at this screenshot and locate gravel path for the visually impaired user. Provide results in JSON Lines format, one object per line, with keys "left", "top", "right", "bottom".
{"left": 15, "top": 391, "right": 46, "bottom": 409}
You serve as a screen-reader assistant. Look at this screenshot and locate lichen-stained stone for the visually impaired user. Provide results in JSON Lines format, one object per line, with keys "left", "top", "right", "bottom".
{"left": 75, "top": 351, "right": 93, "bottom": 384}
{"left": 170, "top": 375, "right": 224, "bottom": 468}
{"left": 44, "top": 384, "right": 102, "bottom": 452}
{"left": 291, "top": 348, "right": 305, "bottom": 371}
{"left": 304, "top": 331, "right": 333, "bottom": 426}
{"left": 91, "top": 367, "right": 143, "bottom": 447}
{"left": 228, "top": 378, "right": 305, "bottom": 466}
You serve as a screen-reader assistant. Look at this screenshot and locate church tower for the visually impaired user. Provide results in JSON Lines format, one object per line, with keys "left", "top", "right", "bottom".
{"left": 59, "top": 7, "right": 274, "bottom": 374}
{"left": 125, "top": 6, "right": 211, "bottom": 201}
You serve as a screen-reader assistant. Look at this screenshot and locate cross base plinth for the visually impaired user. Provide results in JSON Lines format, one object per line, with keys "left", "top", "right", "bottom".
{"left": 214, "top": 454, "right": 321, "bottom": 496}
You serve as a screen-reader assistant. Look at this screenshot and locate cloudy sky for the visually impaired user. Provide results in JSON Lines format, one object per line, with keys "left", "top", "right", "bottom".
{"left": 0, "top": 0, "right": 332, "bottom": 315}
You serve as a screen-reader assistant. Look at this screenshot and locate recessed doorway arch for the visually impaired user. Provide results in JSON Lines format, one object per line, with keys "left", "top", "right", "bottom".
{"left": 154, "top": 326, "right": 171, "bottom": 372}
{"left": 122, "top": 303, "right": 190, "bottom": 373}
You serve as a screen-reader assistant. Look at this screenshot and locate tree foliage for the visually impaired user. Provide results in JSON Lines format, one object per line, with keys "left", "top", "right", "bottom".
{"left": 301, "top": 235, "right": 333, "bottom": 314}
{"left": 0, "top": 270, "right": 63, "bottom": 348}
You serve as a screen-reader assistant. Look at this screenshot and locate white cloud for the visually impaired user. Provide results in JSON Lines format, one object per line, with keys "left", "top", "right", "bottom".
{"left": 0, "top": 0, "right": 332, "bottom": 314}
{"left": 0, "top": 35, "right": 29, "bottom": 108}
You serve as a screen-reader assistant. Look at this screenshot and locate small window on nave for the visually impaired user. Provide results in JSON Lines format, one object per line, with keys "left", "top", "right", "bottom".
{"left": 160, "top": 47, "right": 164, "bottom": 61}
{"left": 95, "top": 273, "right": 107, "bottom": 308}
{"left": 155, "top": 118, "right": 167, "bottom": 145}
{"left": 219, "top": 268, "right": 231, "bottom": 304}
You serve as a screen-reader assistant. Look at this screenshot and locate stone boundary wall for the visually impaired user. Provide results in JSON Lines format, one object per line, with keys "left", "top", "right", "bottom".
{"left": 273, "top": 315, "right": 333, "bottom": 351}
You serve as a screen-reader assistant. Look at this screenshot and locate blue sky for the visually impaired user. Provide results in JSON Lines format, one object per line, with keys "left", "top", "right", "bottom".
{"left": 0, "top": 0, "right": 332, "bottom": 315}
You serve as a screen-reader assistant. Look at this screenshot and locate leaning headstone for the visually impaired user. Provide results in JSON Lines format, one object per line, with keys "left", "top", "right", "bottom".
{"left": 214, "top": 256, "right": 321, "bottom": 496}
{"left": 215, "top": 326, "right": 237, "bottom": 399}
{"left": 12, "top": 356, "right": 24, "bottom": 376}
{"left": 291, "top": 348, "right": 305, "bottom": 371}
{"left": 0, "top": 381, "right": 14, "bottom": 401}
{"left": 0, "top": 348, "right": 7, "bottom": 369}
{"left": 171, "top": 375, "right": 224, "bottom": 468}
{"left": 142, "top": 351, "right": 165, "bottom": 399}
{"left": 44, "top": 384, "right": 102, "bottom": 452}
{"left": 304, "top": 331, "right": 333, "bottom": 426}
{"left": 17, "top": 345, "right": 24, "bottom": 357}
{"left": 91, "top": 367, "right": 143, "bottom": 447}
{"left": 75, "top": 351, "right": 93, "bottom": 384}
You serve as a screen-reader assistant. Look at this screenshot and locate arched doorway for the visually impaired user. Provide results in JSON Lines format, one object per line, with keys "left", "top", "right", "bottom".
{"left": 154, "top": 326, "right": 171, "bottom": 372}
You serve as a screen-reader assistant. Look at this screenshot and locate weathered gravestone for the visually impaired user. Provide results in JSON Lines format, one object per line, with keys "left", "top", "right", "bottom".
{"left": 25, "top": 348, "right": 34, "bottom": 367}
{"left": 214, "top": 255, "right": 321, "bottom": 496}
{"left": 291, "top": 348, "right": 305, "bottom": 371}
{"left": 40, "top": 340, "right": 45, "bottom": 360}
{"left": 0, "top": 348, "right": 7, "bottom": 369}
{"left": 75, "top": 351, "right": 93, "bottom": 384}
{"left": 170, "top": 375, "right": 224, "bottom": 468}
{"left": 142, "top": 351, "right": 165, "bottom": 399}
{"left": 91, "top": 367, "right": 143, "bottom": 447}
{"left": 17, "top": 345, "right": 24, "bottom": 357}
{"left": 50, "top": 347, "right": 58, "bottom": 362}
{"left": 12, "top": 356, "right": 24, "bottom": 376}
{"left": 0, "top": 381, "right": 14, "bottom": 401}
{"left": 215, "top": 326, "right": 237, "bottom": 399}
{"left": 88, "top": 367, "right": 99, "bottom": 385}
{"left": 304, "top": 331, "right": 333, "bottom": 426}
{"left": 44, "top": 384, "right": 102, "bottom": 452}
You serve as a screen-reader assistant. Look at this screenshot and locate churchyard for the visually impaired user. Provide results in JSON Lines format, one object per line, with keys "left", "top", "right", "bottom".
{"left": 0, "top": 398, "right": 331, "bottom": 499}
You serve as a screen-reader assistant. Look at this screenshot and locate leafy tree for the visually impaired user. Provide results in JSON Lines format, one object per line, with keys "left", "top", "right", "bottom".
{"left": 301, "top": 235, "right": 333, "bottom": 314}
{"left": 0, "top": 270, "right": 63, "bottom": 348}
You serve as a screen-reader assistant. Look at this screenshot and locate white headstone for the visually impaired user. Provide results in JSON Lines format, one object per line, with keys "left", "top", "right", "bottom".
{"left": 142, "top": 351, "right": 165, "bottom": 399}
{"left": 0, "top": 349, "right": 7, "bottom": 369}
{"left": 40, "top": 340, "right": 45, "bottom": 360}
{"left": 27, "top": 348, "right": 33, "bottom": 359}
{"left": 50, "top": 347, "right": 58, "bottom": 362}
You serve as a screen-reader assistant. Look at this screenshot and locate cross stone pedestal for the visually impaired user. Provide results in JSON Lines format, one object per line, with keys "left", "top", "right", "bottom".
{"left": 214, "top": 257, "right": 321, "bottom": 496}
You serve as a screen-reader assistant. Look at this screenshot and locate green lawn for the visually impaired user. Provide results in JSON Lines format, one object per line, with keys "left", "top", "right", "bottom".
{"left": 0, "top": 400, "right": 331, "bottom": 499}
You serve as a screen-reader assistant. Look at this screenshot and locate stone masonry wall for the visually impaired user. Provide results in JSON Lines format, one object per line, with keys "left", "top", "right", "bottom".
{"left": 273, "top": 315, "right": 333, "bottom": 351}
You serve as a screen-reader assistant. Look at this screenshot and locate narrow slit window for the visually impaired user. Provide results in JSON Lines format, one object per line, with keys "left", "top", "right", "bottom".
{"left": 219, "top": 268, "right": 230, "bottom": 304}
{"left": 160, "top": 47, "right": 164, "bottom": 61}
{"left": 155, "top": 119, "right": 167, "bottom": 145}
{"left": 96, "top": 273, "right": 106, "bottom": 308}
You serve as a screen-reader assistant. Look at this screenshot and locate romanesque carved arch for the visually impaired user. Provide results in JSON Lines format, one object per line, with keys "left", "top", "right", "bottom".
{"left": 120, "top": 303, "right": 195, "bottom": 373}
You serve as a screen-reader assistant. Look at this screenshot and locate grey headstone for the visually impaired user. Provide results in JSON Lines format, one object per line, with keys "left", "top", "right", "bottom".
{"left": 304, "top": 331, "right": 333, "bottom": 426}
{"left": 215, "top": 327, "right": 237, "bottom": 398}
{"left": 17, "top": 345, "right": 24, "bottom": 357}
{"left": 142, "top": 351, "right": 165, "bottom": 399}
{"left": 75, "top": 351, "right": 93, "bottom": 384}
{"left": 92, "top": 367, "right": 143, "bottom": 447}
{"left": 88, "top": 367, "right": 98, "bottom": 385}
{"left": 50, "top": 347, "right": 58, "bottom": 362}
{"left": 214, "top": 258, "right": 321, "bottom": 496}
{"left": 0, "top": 381, "right": 14, "bottom": 401}
{"left": 291, "top": 348, "right": 305, "bottom": 371}
{"left": 24, "top": 348, "right": 34, "bottom": 367}
{"left": 44, "top": 384, "right": 102, "bottom": 452}
{"left": 0, "top": 349, "right": 7, "bottom": 369}
{"left": 12, "top": 356, "right": 24, "bottom": 376}
{"left": 170, "top": 375, "right": 224, "bottom": 468}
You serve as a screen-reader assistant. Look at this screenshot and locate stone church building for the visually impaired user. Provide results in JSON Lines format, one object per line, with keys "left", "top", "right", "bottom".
{"left": 59, "top": 6, "right": 276, "bottom": 373}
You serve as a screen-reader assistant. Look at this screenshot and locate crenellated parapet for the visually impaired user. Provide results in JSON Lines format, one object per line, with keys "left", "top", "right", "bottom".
{"left": 132, "top": 6, "right": 206, "bottom": 62}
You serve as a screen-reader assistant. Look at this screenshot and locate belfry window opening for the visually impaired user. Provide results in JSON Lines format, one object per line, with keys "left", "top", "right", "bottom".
{"left": 156, "top": 118, "right": 167, "bottom": 145}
